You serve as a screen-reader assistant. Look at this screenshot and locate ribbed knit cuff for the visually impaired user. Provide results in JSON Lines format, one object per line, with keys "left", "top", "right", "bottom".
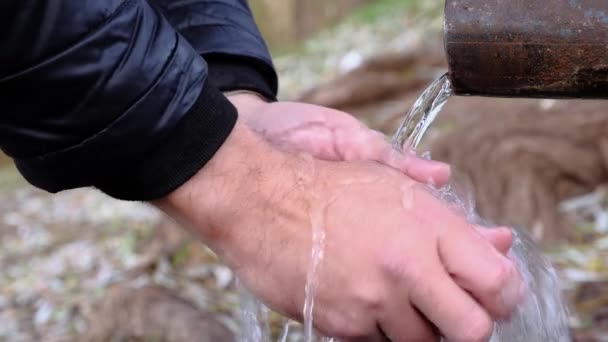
{"left": 96, "top": 84, "right": 238, "bottom": 200}
{"left": 205, "top": 53, "right": 278, "bottom": 102}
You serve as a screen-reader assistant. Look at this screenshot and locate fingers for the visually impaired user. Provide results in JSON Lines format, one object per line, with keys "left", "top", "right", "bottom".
{"left": 477, "top": 227, "right": 513, "bottom": 255}
{"left": 336, "top": 128, "right": 451, "bottom": 186}
{"left": 409, "top": 260, "right": 495, "bottom": 342}
{"left": 379, "top": 298, "right": 440, "bottom": 342}
{"left": 375, "top": 138, "right": 451, "bottom": 186}
{"left": 437, "top": 217, "right": 524, "bottom": 319}
{"left": 390, "top": 150, "right": 451, "bottom": 186}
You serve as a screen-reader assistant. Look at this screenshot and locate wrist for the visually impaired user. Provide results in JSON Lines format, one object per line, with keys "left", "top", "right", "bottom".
{"left": 153, "top": 120, "right": 310, "bottom": 259}
{"left": 224, "top": 90, "right": 270, "bottom": 103}
{"left": 154, "top": 121, "right": 264, "bottom": 237}
{"left": 225, "top": 92, "right": 270, "bottom": 123}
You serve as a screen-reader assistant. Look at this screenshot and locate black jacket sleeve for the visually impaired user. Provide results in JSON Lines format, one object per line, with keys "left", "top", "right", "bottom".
{"left": 0, "top": 0, "right": 243, "bottom": 201}
{"left": 147, "top": 0, "right": 279, "bottom": 100}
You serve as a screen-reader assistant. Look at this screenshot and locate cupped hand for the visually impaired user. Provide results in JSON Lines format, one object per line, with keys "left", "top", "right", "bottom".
{"left": 228, "top": 93, "right": 511, "bottom": 258}
{"left": 228, "top": 93, "right": 450, "bottom": 187}
{"left": 157, "top": 121, "right": 524, "bottom": 342}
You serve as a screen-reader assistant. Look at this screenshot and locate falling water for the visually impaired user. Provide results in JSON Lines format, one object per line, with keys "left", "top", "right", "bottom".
{"left": 303, "top": 203, "right": 326, "bottom": 342}
{"left": 392, "top": 73, "right": 571, "bottom": 341}
{"left": 392, "top": 73, "right": 452, "bottom": 151}
{"left": 237, "top": 281, "right": 271, "bottom": 342}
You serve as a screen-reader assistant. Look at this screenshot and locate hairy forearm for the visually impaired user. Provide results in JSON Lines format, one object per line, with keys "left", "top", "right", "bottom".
{"left": 154, "top": 121, "right": 261, "bottom": 239}
{"left": 153, "top": 117, "right": 310, "bottom": 266}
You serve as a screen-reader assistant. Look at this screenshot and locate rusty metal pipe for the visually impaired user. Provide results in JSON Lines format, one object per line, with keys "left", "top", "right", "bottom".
{"left": 444, "top": 0, "right": 608, "bottom": 99}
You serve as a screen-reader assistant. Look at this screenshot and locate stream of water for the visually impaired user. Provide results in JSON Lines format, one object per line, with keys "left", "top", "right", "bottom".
{"left": 303, "top": 202, "right": 327, "bottom": 342}
{"left": 392, "top": 73, "right": 571, "bottom": 342}
{"left": 392, "top": 73, "right": 453, "bottom": 151}
{"left": 239, "top": 73, "right": 571, "bottom": 342}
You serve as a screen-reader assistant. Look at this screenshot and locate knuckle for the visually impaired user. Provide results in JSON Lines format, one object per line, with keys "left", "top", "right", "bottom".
{"left": 323, "top": 307, "right": 374, "bottom": 339}
{"left": 380, "top": 248, "right": 422, "bottom": 284}
{"left": 362, "top": 289, "right": 384, "bottom": 313}
{"left": 327, "top": 316, "right": 369, "bottom": 339}
{"left": 352, "top": 282, "right": 386, "bottom": 314}
{"left": 323, "top": 310, "right": 354, "bottom": 337}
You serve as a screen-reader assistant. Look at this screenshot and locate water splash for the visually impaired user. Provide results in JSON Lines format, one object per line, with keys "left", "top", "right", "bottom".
{"left": 393, "top": 73, "right": 571, "bottom": 341}
{"left": 237, "top": 281, "right": 271, "bottom": 342}
{"left": 492, "top": 229, "right": 570, "bottom": 341}
{"left": 278, "top": 319, "right": 291, "bottom": 342}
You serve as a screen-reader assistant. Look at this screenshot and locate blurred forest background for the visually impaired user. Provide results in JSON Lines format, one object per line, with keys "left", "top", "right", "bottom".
{"left": 2, "top": 0, "right": 608, "bottom": 341}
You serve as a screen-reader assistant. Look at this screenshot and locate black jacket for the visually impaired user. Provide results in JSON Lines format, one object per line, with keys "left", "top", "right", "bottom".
{"left": 0, "top": 0, "right": 278, "bottom": 200}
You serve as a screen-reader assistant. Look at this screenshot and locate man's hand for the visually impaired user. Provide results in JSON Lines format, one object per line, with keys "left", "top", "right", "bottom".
{"left": 228, "top": 93, "right": 450, "bottom": 186}
{"left": 155, "top": 120, "right": 524, "bottom": 341}
{"left": 228, "top": 93, "right": 511, "bottom": 253}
